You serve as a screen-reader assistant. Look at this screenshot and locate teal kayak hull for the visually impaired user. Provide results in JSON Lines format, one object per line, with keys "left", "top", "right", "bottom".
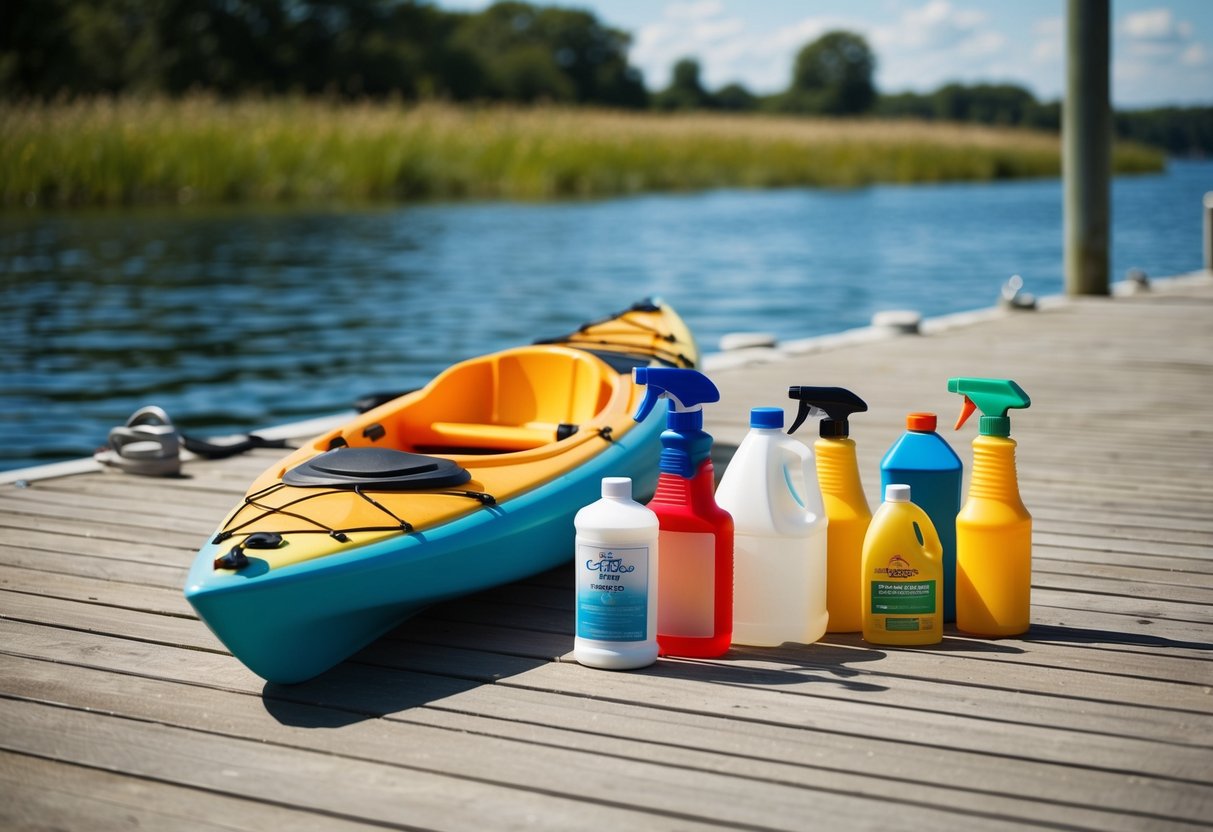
{"left": 184, "top": 408, "right": 664, "bottom": 684}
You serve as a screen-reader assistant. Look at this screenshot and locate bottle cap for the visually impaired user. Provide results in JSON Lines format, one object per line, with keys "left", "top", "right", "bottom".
{"left": 749, "top": 407, "right": 784, "bottom": 429}
{"left": 907, "top": 412, "right": 937, "bottom": 432}
{"left": 601, "top": 477, "right": 632, "bottom": 499}
{"left": 885, "top": 484, "right": 911, "bottom": 503}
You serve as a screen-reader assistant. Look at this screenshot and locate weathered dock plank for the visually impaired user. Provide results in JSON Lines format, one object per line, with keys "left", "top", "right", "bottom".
{"left": 1, "top": 275, "right": 1211, "bottom": 830}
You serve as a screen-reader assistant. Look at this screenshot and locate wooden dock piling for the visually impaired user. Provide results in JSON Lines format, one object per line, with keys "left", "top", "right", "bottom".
{"left": 1204, "top": 191, "right": 1213, "bottom": 272}
{"left": 1064, "top": 0, "right": 1111, "bottom": 296}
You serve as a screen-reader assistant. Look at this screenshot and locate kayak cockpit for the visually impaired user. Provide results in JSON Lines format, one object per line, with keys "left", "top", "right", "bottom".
{"left": 318, "top": 345, "right": 627, "bottom": 456}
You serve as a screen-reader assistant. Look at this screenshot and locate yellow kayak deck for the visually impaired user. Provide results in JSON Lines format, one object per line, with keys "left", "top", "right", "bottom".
{"left": 211, "top": 302, "right": 696, "bottom": 571}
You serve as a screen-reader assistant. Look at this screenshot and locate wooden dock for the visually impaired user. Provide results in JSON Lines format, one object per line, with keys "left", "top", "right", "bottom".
{"left": 3, "top": 276, "right": 1211, "bottom": 830}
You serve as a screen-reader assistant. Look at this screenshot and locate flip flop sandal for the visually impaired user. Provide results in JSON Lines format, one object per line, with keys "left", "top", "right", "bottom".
{"left": 95, "top": 405, "right": 183, "bottom": 477}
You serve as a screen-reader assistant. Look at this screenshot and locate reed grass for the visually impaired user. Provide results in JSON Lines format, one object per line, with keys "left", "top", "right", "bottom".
{"left": 0, "top": 96, "right": 1165, "bottom": 208}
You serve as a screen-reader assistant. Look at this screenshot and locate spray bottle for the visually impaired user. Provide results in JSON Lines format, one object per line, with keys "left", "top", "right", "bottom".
{"left": 716, "top": 407, "right": 827, "bottom": 646}
{"left": 947, "top": 377, "right": 1032, "bottom": 637}
{"left": 787, "top": 386, "right": 871, "bottom": 633}
{"left": 633, "top": 367, "right": 733, "bottom": 658}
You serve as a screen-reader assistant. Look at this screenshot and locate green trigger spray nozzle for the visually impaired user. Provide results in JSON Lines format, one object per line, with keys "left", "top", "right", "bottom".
{"left": 947, "top": 378, "right": 1031, "bottom": 437}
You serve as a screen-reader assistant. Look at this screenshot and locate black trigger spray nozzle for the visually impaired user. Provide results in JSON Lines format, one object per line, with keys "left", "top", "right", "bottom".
{"left": 787, "top": 386, "right": 868, "bottom": 437}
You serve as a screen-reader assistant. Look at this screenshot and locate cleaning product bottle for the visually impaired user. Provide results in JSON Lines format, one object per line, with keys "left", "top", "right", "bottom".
{"left": 574, "top": 477, "right": 660, "bottom": 670}
{"left": 947, "top": 377, "right": 1032, "bottom": 637}
{"left": 716, "top": 407, "right": 827, "bottom": 647}
{"left": 880, "top": 412, "right": 963, "bottom": 622}
{"left": 861, "top": 484, "right": 943, "bottom": 645}
{"left": 632, "top": 367, "right": 733, "bottom": 658}
{"left": 787, "top": 386, "right": 871, "bottom": 633}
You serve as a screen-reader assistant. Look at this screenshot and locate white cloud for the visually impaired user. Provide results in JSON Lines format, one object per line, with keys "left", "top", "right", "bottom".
{"left": 1121, "top": 8, "right": 1181, "bottom": 41}
{"left": 1119, "top": 7, "right": 1201, "bottom": 63}
{"left": 1181, "top": 42, "right": 1208, "bottom": 67}
{"left": 665, "top": 1, "right": 724, "bottom": 22}
{"left": 767, "top": 17, "right": 833, "bottom": 53}
{"left": 1031, "top": 16, "right": 1064, "bottom": 65}
{"left": 873, "top": 0, "right": 990, "bottom": 52}
{"left": 691, "top": 16, "right": 746, "bottom": 43}
{"left": 871, "top": 1, "right": 1014, "bottom": 93}
{"left": 626, "top": 1, "right": 1211, "bottom": 107}
{"left": 631, "top": 4, "right": 843, "bottom": 92}
{"left": 1114, "top": 5, "right": 1213, "bottom": 105}
{"left": 631, "top": 4, "right": 745, "bottom": 89}
{"left": 957, "top": 29, "right": 1005, "bottom": 59}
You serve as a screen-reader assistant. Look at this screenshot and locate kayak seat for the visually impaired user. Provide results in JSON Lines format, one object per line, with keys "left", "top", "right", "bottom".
{"left": 428, "top": 421, "right": 567, "bottom": 451}
{"left": 400, "top": 346, "right": 617, "bottom": 453}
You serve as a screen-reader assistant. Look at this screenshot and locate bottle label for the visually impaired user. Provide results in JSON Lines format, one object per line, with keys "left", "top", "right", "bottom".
{"left": 885, "top": 617, "right": 935, "bottom": 632}
{"left": 871, "top": 579, "right": 937, "bottom": 615}
{"left": 576, "top": 543, "right": 649, "bottom": 642}
{"left": 657, "top": 531, "right": 716, "bottom": 638}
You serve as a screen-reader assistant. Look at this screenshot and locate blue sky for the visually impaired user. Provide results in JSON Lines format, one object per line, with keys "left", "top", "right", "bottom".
{"left": 439, "top": 1, "right": 1213, "bottom": 108}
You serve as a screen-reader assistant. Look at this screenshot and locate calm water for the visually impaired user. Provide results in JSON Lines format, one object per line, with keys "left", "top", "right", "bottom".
{"left": 2, "top": 160, "right": 1210, "bottom": 471}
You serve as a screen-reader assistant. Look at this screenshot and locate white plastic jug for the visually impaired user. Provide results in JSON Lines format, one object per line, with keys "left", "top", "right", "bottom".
{"left": 574, "top": 477, "right": 660, "bottom": 669}
{"left": 716, "top": 407, "right": 828, "bottom": 646}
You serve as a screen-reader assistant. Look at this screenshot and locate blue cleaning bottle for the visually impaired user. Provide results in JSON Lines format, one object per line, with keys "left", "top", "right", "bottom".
{"left": 880, "top": 412, "right": 963, "bottom": 622}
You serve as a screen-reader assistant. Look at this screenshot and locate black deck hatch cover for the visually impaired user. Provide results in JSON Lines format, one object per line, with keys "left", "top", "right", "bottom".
{"left": 283, "top": 447, "right": 471, "bottom": 489}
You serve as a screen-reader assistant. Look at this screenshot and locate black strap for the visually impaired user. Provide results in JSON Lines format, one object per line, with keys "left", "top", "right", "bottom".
{"left": 182, "top": 433, "right": 288, "bottom": 459}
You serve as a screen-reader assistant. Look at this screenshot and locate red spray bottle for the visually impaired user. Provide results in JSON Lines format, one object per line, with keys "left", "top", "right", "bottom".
{"left": 632, "top": 367, "right": 734, "bottom": 658}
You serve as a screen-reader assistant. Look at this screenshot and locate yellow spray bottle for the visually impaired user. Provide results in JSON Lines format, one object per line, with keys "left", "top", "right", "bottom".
{"left": 788, "top": 386, "right": 871, "bottom": 633}
{"left": 947, "top": 378, "right": 1032, "bottom": 637}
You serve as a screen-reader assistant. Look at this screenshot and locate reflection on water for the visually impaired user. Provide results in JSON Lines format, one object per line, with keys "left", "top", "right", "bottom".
{"left": 1, "top": 161, "right": 1208, "bottom": 470}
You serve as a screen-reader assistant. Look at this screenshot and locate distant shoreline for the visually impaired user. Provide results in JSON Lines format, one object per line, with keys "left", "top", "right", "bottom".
{"left": 1, "top": 97, "right": 1165, "bottom": 210}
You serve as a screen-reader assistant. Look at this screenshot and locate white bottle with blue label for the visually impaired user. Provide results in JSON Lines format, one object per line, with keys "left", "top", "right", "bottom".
{"left": 574, "top": 477, "right": 659, "bottom": 670}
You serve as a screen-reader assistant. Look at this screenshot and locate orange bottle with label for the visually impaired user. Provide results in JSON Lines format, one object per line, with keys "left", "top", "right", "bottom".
{"left": 947, "top": 378, "right": 1032, "bottom": 637}
{"left": 861, "top": 484, "right": 943, "bottom": 645}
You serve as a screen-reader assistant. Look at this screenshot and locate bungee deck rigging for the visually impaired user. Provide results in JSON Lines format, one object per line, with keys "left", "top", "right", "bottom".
{"left": 212, "top": 481, "right": 498, "bottom": 545}
{"left": 534, "top": 300, "right": 696, "bottom": 369}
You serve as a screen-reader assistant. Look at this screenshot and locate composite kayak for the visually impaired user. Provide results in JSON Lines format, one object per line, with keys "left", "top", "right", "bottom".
{"left": 185, "top": 299, "right": 698, "bottom": 683}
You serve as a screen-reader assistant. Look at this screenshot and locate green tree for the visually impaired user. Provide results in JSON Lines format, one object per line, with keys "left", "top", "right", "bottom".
{"left": 1023, "top": 100, "right": 1061, "bottom": 131}
{"left": 0, "top": 0, "right": 462, "bottom": 98}
{"left": 453, "top": 2, "right": 645, "bottom": 106}
{"left": 653, "top": 57, "right": 712, "bottom": 111}
{"left": 1116, "top": 106, "right": 1213, "bottom": 156}
{"left": 1, "top": 0, "right": 167, "bottom": 95}
{"left": 876, "top": 83, "right": 1062, "bottom": 132}
{"left": 783, "top": 30, "right": 876, "bottom": 115}
{"left": 932, "top": 82, "right": 1036, "bottom": 125}
{"left": 714, "top": 82, "right": 757, "bottom": 112}
{"left": 874, "top": 90, "right": 935, "bottom": 119}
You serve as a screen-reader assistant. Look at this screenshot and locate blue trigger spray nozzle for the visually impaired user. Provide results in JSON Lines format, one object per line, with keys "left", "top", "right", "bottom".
{"left": 632, "top": 367, "right": 720, "bottom": 424}
{"left": 632, "top": 367, "right": 720, "bottom": 478}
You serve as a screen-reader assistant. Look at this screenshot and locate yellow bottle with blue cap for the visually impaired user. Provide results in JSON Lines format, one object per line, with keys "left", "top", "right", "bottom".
{"left": 948, "top": 377, "right": 1032, "bottom": 637}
